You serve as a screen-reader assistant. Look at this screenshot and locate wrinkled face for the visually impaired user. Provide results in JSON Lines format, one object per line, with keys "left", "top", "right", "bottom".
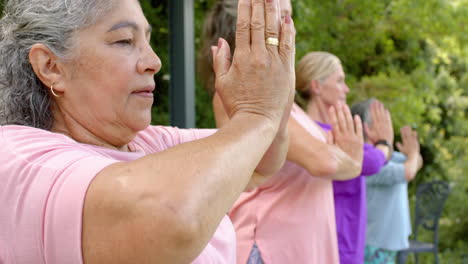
{"left": 318, "top": 64, "right": 349, "bottom": 105}
{"left": 60, "top": 0, "right": 160, "bottom": 144}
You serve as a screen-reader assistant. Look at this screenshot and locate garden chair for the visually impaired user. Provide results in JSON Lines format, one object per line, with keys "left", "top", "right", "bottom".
{"left": 397, "top": 180, "right": 450, "bottom": 264}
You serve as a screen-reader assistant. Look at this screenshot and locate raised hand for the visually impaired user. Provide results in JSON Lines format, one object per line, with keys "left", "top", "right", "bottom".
{"left": 365, "top": 100, "right": 394, "bottom": 146}
{"left": 397, "top": 126, "right": 422, "bottom": 164}
{"left": 396, "top": 126, "right": 423, "bottom": 180}
{"left": 211, "top": 0, "right": 296, "bottom": 130}
{"left": 329, "top": 103, "right": 364, "bottom": 167}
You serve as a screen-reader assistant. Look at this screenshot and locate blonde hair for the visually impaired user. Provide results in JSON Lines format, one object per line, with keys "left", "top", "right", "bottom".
{"left": 295, "top": 51, "right": 342, "bottom": 105}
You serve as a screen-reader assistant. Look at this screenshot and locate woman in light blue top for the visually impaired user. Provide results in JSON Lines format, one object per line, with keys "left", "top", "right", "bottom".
{"left": 351, "top": 99, "right": 423, "bottom": 264}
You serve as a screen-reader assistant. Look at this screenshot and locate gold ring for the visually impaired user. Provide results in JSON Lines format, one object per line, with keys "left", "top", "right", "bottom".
{"left": 265, "top": 37, "right": 279, "bottom": 46}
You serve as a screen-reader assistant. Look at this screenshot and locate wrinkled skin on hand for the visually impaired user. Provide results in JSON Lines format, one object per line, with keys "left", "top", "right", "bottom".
{"left": 211, "top": 0, "right": 296, "bottom": 130}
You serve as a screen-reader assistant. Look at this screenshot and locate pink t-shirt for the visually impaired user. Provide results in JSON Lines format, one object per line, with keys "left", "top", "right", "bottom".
{"left": 0, "top": 125, "right": 236, "bottom": 264}
{"left": 229, "top": 104, "right": 340, "bottom": 264}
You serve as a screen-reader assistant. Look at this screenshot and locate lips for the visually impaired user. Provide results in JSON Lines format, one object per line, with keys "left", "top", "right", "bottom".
{"left": 132, "top": 85, "right": 155, "bottom": 98}
{"left": 133, "top": 85, "right": 155, "bottom": 93}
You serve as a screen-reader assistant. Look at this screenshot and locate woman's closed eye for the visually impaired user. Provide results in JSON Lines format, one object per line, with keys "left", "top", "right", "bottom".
{"left": 114, "top": 38, "right": 133, "bottom": 45}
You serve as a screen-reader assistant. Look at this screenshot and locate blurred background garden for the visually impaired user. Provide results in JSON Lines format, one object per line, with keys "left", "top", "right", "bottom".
{"left": 1, "top": 0, "right": 466, "bottom": 262}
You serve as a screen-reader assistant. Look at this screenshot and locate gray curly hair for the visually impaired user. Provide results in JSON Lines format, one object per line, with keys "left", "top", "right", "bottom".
{"left": 0, "top": 0, "right": 114, "bottom": 130}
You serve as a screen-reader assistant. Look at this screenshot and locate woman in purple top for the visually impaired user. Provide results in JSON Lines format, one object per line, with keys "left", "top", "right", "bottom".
{"left": 296, "top": 52, "right": 395, "bottom": 264}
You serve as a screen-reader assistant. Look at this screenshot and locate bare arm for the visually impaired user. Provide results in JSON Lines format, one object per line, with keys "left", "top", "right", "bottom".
{"left": 83, "top": 114, "right": 277, "bottom": 264}
{"left": 213, "top": 93, "right": 290, "bottom": 189}
{"left": 82, "top": 1, "right": 296, "bottom": 263}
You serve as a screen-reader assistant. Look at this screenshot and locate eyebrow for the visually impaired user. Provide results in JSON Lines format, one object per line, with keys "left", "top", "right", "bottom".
{"left": 108, "top": 21, "right": 152, "bottom": 34}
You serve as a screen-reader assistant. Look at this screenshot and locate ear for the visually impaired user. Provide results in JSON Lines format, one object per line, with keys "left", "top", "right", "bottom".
{"left": 29, "top": 44, "right": 66, "bottom": 93}
{"left": 309, "top": 79, "right": 321, "bottom": 96}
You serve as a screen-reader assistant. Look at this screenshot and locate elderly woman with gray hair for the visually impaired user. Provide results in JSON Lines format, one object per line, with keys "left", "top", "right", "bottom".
{"left": 351, "top": 99, "right": 423, "bottom": 264}
{"left": 0, "top": 0, "right": 296, "bottom": 263}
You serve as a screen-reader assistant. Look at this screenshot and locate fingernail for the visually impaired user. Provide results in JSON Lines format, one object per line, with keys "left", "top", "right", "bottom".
{"left": 285, "top": 15, "right": 292, "bottom": 24}
{"left": 266, "top": 0, "right": 273, "bottom": 3}
{"left": 217, "top": 38, "right": 223, "bottom": 49}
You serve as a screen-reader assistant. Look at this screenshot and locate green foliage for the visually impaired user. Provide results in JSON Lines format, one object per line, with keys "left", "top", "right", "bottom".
{"left": 0, "top": 0, "right": 465, "bottom": 260}
{"left": 294, "top": 0, "right": 390, "bottom": 76}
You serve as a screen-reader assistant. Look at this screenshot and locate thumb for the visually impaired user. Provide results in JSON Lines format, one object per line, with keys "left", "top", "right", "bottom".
{"left": 213, "top": 38, "right": 232, "bottom": 79}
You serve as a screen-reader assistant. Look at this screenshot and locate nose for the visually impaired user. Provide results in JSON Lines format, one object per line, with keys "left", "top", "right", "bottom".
{"left": 137, "top": 42, "right": 162, "bottom": 75}
{"left": 344, "top": 82, "right": 350, "bottom": 94}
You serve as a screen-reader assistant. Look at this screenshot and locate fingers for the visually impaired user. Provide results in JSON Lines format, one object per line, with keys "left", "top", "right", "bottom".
{"left": 384, "top": 106, "right": 394, "bottom": 143}
{"left": 376, "top": 101, "right": 385, "bottom": 122}
{"left": 332, "top": 103, "right": 353, "bottom": 134}
{"left": 406, "top": 129, "right": 419, "bottom": 145}
{"left": 331, "top": 104, "right": 363, "bottom": 144}
{"left": 251, "top": 0, "right": 266, "bottom": 53}
{"left": 370, "top": 100, "right": 379, "bottom": 123}
{"left": 412, "top": 131, "right": 420, "bottom": 150}
{"left": 329, "top": 105, "right": 339, "bottom": 138}
{"left": 336, "top": 104, "right": 348, "bottom": 133}
{"left": 403, "top": 126, "right": 415, "bottom": 145}
{"left": 401, "top": 126, "right": 410, "bottom": 140}
{"left": 235, "top": 0, "right": 251, "bottom": 51}
{"left": 398, "top": 125, "right": 420, "bottom": 155}
{"left": 369, "top": 100, "right": 394, "bottom": 142}
{"left": 343, "top": 104, "right": 354, "bottom": 133}
{"left": 396, "top": 142, "right": 403, "bottom": 152}
{"left": 354, "top": 115, "right": 363, "bottom": 140}
{"left": 264, "top": 0, "right": 280, "bottom": 53}
{"left": 400, "top": 125, "right": 410, "bottom": 134}
{"left": 212, "top": 39, "right": 232, "bottom": 80}
{"left": 328, "top": 106, "right": 339, "bottom": 130}
{"left": 371, "top": 100, "right": 385, "bottom": 124}
{"left": 279, "top": 14, "right": 295, "bottom": 67}
{"left": 235, "top": 0, "right": 295, "bottom": 65}
{"left": 384, "top": 107, "right": 393, "bottom": 129}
